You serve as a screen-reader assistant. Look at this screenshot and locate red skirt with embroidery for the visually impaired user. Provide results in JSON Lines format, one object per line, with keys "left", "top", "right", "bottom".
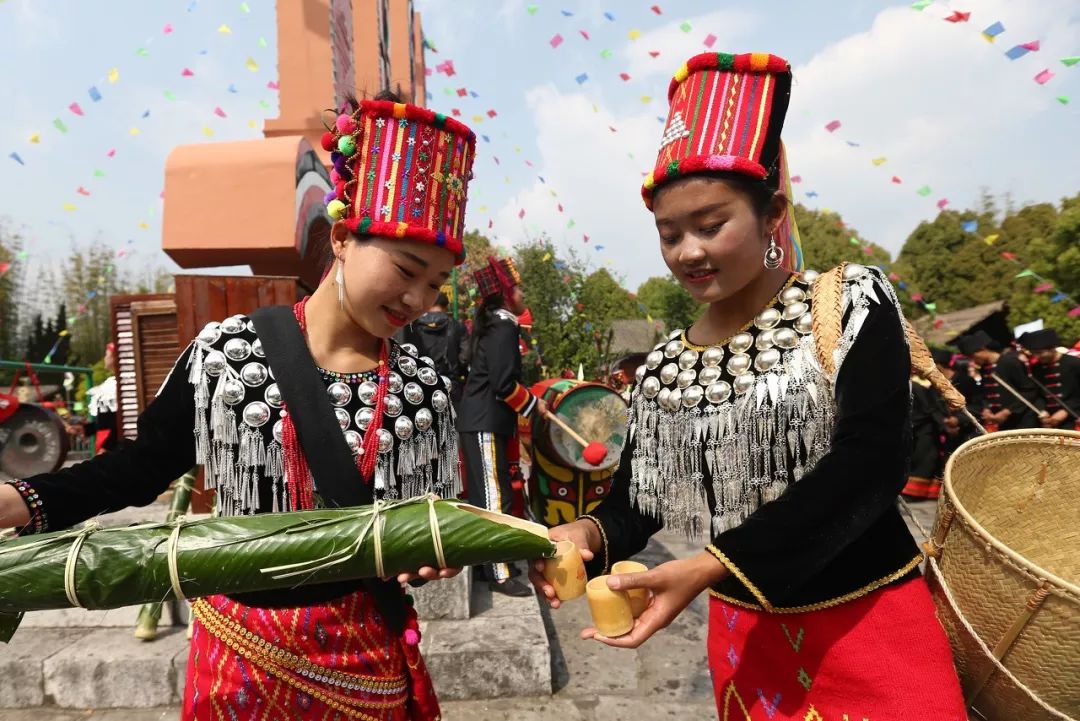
{"left": 182, "top": 589, "right": 440, "bottom": 721}
{"left": 707, "top": 576, "right": 966, "bottom": 720}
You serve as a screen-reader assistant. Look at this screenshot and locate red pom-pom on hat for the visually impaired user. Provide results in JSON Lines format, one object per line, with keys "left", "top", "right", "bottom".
{"left": 320, "top": 131, "right": 336, "bottom": 152}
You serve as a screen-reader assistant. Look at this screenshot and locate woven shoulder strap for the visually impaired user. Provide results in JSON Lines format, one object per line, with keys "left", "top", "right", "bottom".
{"left": 810, "top": 263, "right": 966, "bottom": 411}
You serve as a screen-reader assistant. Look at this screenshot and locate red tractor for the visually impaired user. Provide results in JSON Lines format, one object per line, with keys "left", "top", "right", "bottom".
{"left": 0, "top": 363, "right": 74, "bottom": 478}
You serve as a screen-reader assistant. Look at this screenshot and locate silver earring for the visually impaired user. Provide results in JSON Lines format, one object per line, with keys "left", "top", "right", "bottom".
{"left": 335, "top": 260, "right": 345, "bottom": 309}
{"left": 763, "top": 235, "right": 784, "bottom": 270}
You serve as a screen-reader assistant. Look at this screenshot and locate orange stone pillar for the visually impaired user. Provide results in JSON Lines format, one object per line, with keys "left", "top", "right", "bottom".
{"left": 162, "top": 0, "right": 424, "bottom": 288}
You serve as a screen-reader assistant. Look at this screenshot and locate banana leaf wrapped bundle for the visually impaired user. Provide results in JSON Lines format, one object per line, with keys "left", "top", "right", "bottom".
{"left": 0, "top": 495, "right": 554, "bottom": 641}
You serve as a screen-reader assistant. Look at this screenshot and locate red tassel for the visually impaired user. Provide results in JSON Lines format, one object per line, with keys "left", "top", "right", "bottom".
{"left": 359, "top": 344, "right": 390, "bottom": 482}
{"left": 281, "top": 409, "right": 313, "bottom": 510}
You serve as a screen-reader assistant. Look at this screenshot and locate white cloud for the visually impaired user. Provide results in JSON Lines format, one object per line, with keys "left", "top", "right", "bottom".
{"left": 485, "top": 83, "right": 665, "bottom": 286}
{"left": 783, "top": 0, "right": 1080, "bottom": 258}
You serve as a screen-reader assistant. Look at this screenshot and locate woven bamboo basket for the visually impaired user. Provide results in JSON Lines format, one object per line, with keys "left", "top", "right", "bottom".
{"left": 926, "top": 429, "right": 1079, "bottom": 721}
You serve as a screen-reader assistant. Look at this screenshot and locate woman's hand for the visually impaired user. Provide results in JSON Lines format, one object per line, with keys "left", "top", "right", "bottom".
{"left": 528, "top": 519, "right": 600, "bottom": 609}
{"left": 581, "top": 552, "right": 728, "bottom": 649}
{"left": 392, "top": 566, "right": 463, "bottom": 585}
{"left": 0, "top": 484, "right": 30, "bottom": 530}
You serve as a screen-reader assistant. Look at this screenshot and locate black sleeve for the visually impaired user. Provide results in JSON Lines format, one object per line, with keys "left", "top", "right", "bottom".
{"left": 998, "top": 354, "right": 1044, "bottom": 414}
{"left": 14, "top": 345, "right": 198, "bottom": 532}
{"left": 458, "top": 321, "right": 473, "bottom": 370}
{"left": 448, "top": 321, "right": 466, "bottom": 383}
{"left": 707, "top": 295, "right": 912, "bottom": 608}
{"left": 583, "top": 426, "right": 664, "bottom": 577}
{"left": 486, "top": 320, "right": 523, "bottom": 399}
{"left": 1061, "top": 356, "right": 1080, "bottom": 411}
{"left": 907, "top": 384, "right": 933, "bottom": 478}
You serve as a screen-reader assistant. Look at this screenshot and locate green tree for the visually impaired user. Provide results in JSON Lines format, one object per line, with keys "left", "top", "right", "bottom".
{"left": 47, "top": 303, "right": 71, "bottom": 366}
{"left": 793, "top": 204, "right": 891, "bottom": 271}
{"left": 578, "top": 268, "right": 644, "bottom": 372}
{"left": 24, "top": 313, "right": 49, "bottom": 363}
{"left": 893, "top": 193, "right": 1080, "bottom": 342}
{"left": 0, "top": 220, "right": 25, "bottom": 361}
{"left": 35, "top": 241, "right": 130, "bottom": 366}
{"left": 1000, "top": 197, "right": 1080, "bottom": 341}
{"left": 512, "top": 237, "right": 590, "bottom": 382}
{"left": 636, "top": 276, "right": 702, "bottom": 330}
{"left": 133, "top": 267, "right": 175, "bottom": 295}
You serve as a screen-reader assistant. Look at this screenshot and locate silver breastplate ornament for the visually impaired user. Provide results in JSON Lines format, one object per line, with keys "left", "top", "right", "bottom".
{"left": 626, "top": 264, "right": 902, "bottom": 539}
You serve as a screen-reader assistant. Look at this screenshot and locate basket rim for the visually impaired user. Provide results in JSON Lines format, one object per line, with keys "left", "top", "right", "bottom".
{"left": 943, "top": 429, "right": 1080, "bottom": 599}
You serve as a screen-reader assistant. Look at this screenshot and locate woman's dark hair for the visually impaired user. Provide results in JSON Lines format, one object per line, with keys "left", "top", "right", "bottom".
{"left": 653, "top": 170, "right": 779, "bottom": 219}
{"left": 343, "top": 88, "right": 405, "bottom": 112}
{"left": 469, "top": 293, "right": 505, "bottom": 359}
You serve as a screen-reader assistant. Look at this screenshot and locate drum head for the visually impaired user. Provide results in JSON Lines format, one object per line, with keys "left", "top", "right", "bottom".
{"left": 0, "top": 405, "right": 70, "bottom": 478}
{"left": 544, "top": 383, "right": 626, "bottom": 471}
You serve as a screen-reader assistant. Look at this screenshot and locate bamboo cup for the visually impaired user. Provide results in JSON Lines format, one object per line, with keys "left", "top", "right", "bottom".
{"left": 586, "top": 575, "right": 634, "bottom": 637}
{"left": 542, "top": 540, "right": 587, "bottom": 601}
{"left": 611, "top": 560, "right": 650, "bottom": 618}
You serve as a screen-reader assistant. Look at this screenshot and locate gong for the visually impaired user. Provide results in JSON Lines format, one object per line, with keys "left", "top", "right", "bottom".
{"left": 0, "top": 405, "right": 70, "bottom": 478}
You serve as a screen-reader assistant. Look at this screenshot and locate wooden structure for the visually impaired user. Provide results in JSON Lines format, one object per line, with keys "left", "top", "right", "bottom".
{"left": 110, "top": 294, "right": 179, "bottom": 442}
{"left": 914, "top": 300, "right": 1010, "bottom": 348}
{"left": 174, "top": 275, "right": 301, "bottom": 350}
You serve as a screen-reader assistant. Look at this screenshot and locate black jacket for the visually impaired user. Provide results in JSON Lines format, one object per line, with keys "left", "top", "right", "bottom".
{"left": 457, "top": 309, "right": 537, "bottom": 435}
{"left": 397, "top": 311, "right": 467, "bottom": 402}
{"left": 909, "top": 381, "right": 945, "bottom": 479}
{"left": 978, "top": 350, "right": 1043, "bottom": 429}
{"left": 1032, "top": 353, "right": 1080, "bottom": 425}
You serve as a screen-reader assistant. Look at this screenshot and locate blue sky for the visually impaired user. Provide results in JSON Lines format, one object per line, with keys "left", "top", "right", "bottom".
{"left": 2, "top": 0, "right": 1078, "bottom": 291}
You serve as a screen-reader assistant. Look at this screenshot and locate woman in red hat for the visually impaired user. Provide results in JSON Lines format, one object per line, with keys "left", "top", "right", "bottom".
{"left": 531, "top": 53, "right": 966, "bottom": 719}
{"left": 0, "top": 91, "right": 477, "bottom": 720}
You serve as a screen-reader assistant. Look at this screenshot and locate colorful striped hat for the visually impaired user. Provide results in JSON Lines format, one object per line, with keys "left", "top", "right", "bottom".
{"left": 643, "top": 52, "right": 802, "bottom": 271}
{"left": 321, "top": 99, "right": 475, "bottom": 264}
{"left": 474, "top": 256, "right": 521, "bottom": 300}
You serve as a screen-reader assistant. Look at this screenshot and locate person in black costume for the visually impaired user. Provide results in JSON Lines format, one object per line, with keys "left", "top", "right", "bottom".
{"left": 457, "top": 255, "right": 547, "bottom": 597}
{"left": 0, "top": 90, "right": 476, "bottom": 721}
{"left": 1020, "top": 328, "right": 1080, "bottom": 430}
{"left": 396, "top": 291, "right": 468, "bottom": 404}
{"left": 904, "top": 348, "right": 974, "bottom": 499}
{"left": 955, "top": 330, "right": 1045, "bottom": 431}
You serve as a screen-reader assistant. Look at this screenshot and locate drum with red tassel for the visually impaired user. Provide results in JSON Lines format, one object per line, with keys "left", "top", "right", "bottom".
{"left": 522, "top": 379, "right": 626, "bottom": 527}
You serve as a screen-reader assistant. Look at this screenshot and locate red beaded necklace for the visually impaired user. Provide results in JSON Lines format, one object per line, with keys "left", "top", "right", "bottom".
{"left": 281, "top": 296, "right": 389, "bottom": 509}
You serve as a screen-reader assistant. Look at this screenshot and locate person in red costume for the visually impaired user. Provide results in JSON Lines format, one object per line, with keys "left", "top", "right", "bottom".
{"left": 0, "top": 90, "right": 477, "bottom": 721}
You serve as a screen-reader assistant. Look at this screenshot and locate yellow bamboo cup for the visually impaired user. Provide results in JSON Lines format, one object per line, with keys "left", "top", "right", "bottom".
{"left": 542, "top": 540, "right": 587, "bottom": 601}
{"left": 586, "top": 575, "right": 634, "bottom": 637}
{"left": 611, "top": 560, "right": 650, "bottom": 617}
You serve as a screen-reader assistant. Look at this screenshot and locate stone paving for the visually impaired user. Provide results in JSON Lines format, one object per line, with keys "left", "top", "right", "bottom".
{"left": 1, "top": 500, "right": 941, "bottom": 720}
